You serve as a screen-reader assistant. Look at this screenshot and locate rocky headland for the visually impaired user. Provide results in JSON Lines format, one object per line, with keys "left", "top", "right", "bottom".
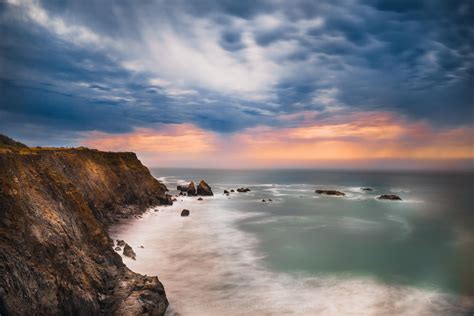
{"left": 0, "top": 135, "right": 170, "bottom": 315}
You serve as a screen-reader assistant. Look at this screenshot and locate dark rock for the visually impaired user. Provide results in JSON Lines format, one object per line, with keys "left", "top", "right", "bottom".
{"left": 268, "top": 199, "right": 272, "bottom": 202}
{"left": 237, "top": 187, "right": 251, "bottom": 192}
{"left": 262, "top": 199, "right": 266, "bottom": 202}
{"left": 181, "top": 209, "right": 190, "bottom": 217}
{"left": 123, "top": 244, "right": 136, "bottom": 260}
{"left": 377, "top": 194, "right": 402, "bottom": 201}
{"left": 197, "top": 180, "right": 213, "bottom": 196}
{"left": 224, "top": 190, "right": 230, "bottom": 194}
{"left": 315, "top": 190, "right": 345, "bottom": 196}
{"left": 115, "top": 247, "right": 121, "bottom": 251}
{"left": 187, "top": 181, "right": 197, "bottom": 196}
{"left": 361, "top": 187, "right": 373, "bottom": 191}
{"left": 230, "top": 189, "right": 235, "bottom": 192}
{"left": 177, "top": 185, "right": 188, "bottom": 191}
{"left": 139, "top": 245, "right": 144, "bottom": 249}
{"left": 197, "top": 197, "right": 203, "bottom": 201}
{"left": 117, "top": 240, "right": 126, "bottom": 247}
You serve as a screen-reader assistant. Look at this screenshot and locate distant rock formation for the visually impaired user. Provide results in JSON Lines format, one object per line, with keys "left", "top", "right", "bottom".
{"left": 197, "top": 180, "right": 213, "bottom": 196}
{"left": 315, "top": 189, "right": 345, "bottom": 196}
{"left": 237, "top": 187, "right": 251, "bottom": 192}
{"left": 0, "top": 134, "right": 169, "bottom": 315}
{"left": 378, "top": 194, "right": 402, "bottom": 201}
{"left": 187, "top": 181, "right": 197, "bottom": 196}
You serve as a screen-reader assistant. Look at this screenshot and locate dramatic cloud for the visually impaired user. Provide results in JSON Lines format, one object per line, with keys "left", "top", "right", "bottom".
{"left": 1, "top": 0, "right": 473, "bottom": 167}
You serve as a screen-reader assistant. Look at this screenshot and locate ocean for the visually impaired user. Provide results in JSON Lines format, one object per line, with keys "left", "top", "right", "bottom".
{"left": 109, "top": 169, "right": 474, "bottom": 315}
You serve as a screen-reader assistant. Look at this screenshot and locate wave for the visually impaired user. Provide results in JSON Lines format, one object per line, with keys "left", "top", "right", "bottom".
{"left": 109, "top": 199, "right": 469, "bottom": 316}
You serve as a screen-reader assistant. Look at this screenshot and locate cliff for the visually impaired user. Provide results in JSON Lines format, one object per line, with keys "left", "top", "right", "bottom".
{"left": 0, "top": 135, "right": 171, "bottom": 315}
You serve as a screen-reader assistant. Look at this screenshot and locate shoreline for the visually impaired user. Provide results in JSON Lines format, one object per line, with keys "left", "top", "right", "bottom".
{"left": 110, "top": 191, "right": 474, "bottom": 315}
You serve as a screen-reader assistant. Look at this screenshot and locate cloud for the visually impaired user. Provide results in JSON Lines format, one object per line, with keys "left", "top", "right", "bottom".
{"left": 0, "top": 0, "right": 473, "bottom": 169}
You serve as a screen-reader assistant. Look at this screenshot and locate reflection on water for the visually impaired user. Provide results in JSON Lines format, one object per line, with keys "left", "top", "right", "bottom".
{"left": 109, "top": 169, "right": 474, "bottom": 315}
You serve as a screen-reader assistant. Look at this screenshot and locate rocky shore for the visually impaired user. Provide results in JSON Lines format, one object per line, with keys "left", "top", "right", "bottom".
{"left": 0, "top": 135, "right": 170, "bottom": 315}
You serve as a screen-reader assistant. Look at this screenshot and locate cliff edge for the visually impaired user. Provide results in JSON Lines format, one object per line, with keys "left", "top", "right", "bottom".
{"left": 0, "top": 135, "right": 171, "bottom": 315}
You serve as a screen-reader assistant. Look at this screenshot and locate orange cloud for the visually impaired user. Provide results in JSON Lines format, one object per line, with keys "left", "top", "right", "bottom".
{"left": 80, "top": 112, "right": 474, "bottom": 169}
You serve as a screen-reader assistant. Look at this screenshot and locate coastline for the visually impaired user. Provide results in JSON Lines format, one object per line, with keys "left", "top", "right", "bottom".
{"left": 0, "top": 135, "right": 171, "bottom": 315}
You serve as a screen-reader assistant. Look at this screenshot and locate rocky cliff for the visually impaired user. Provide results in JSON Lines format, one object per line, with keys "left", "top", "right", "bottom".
{"left": 0, "top": 135, "right": 171, "bottom": 315}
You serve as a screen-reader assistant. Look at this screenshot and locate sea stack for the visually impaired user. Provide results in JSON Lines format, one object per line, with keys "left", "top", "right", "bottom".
{"left": 187, "top": 181, "right": 197, "bottom": 196}
{"left": 197, "top": 180, "right": 213, "bottom": 196}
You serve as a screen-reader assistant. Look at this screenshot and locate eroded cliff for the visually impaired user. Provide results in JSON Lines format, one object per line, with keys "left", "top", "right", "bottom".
{"left": 0, "top": 135, "right": 171, "bottom": 315}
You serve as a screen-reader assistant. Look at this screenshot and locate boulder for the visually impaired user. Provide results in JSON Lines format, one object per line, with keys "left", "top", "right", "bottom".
{"left": 197, "top": 197, "right": 203, "bottom": 201}
{"left": 123, "top": 243, "right": 136, "bottom": 260}
{"left": 224, "top": 190, "right": 230, "bottom": 194}
{"left": 181, "top": 209, "right": 190, "bottom": 216}
{"left": 262, "top": 199, "right": 266, "bottom": 202}
{"left": 361, "top": 187, "right": 373, "bottom": 191}
{"left": 197, "top": 180, "right": 213, "bottom": 196}
{"left": 230, "top": 189, "right": 235, "bottom": 192}
{"left": 117, "top": 240, "right": 125, "bottom": 247}
{"left": 315, "top": 190, "right": 345, "bottom": 196}
{"left": 187, "top": 181, "right": 197, "bottom": 196}
{"left": 177, "top": 185, "right": 188, "bottom": 191}
{"left": 114, "top": 247, "right": 121, "bottom": 251}
{"left": 377, "top": 194, "right": 402, "bottom": 201}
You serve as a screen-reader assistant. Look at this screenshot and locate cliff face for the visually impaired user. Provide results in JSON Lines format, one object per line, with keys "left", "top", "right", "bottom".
{"left": 0, "top": 135, "right": 171, "bottom": 315}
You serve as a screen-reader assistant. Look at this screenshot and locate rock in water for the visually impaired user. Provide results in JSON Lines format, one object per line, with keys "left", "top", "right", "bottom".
{"left": 123, "top": 244, "right": 136, "bottom": 260}
{"left": 236, "top": 187, "right": 251, "bottom": 192}
{"left": 262, "top": 199, "right": 266, "bottom": 202}
{"left": 378, "top": 194, "right": 402, "bottom": 201}
{"left": 315, "top": 190, "right": 345, "bottom": 196}
{"left": 197, "top": 197, "right": 203, "bottom": 201}
{"left": 177, "top": 184, "right": 188, "bottom": 191}
{"left": 224, "top": 190, "right": 230, "bottom": 194}
{"left": 115, "top": 247, "right": 121, "bottom": 251}
{"left": 361, "top": 187, "right": 373, "bottom": 191}
{"left": 117, "top": 240, "right": 125, "bottom": 247}
{"left": 187, "top": 181, "right": 197, "bottom": 196}
{"left": 230, "top": 189, "right": 235, "bottom": 192}
{"left": 197, "top": 180, "right": 213, "bottom": 196}
{"left": 181, "top": 209, "right": 190, "bottom": 216}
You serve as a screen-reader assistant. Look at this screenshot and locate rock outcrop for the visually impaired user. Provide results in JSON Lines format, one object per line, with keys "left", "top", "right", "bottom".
{"left": 361, "top": 187, "right": 373, "bottom": 191}
{"left": 315, "top": 189, "right": 345, "bottom": 196}
{"left": 0, "top": 135, "right": 169, "bottom": 315}
{"left": 181, "top": 209, "right": 190, "bottom": 217}
{"left": 187, "top": 181, "right": 197, "bottom": 196}
{"left": 197, "top": 180, "right": 213, "bottom": 196}
{"left": 378, "top": 194, "right": 402, "bottom": 201}
{"left": 236, "top": 187, "right": 251, "bottom": 192}
{"left": 123, "top": 244, "right": 137, "bottom": 260}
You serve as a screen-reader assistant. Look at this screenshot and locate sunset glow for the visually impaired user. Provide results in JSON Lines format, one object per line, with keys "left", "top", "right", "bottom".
{"left": 82, "top": 111, "right": 474, "bottom": 169}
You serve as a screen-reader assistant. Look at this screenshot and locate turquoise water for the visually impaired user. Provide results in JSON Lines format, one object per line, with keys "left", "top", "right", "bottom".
{"left": 110, "top": 169, "right": 474, "bottom": 315}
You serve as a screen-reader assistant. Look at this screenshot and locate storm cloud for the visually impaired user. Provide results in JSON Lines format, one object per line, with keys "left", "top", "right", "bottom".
{"left": 0, "top": 0, "right": 473, "bottom": 148}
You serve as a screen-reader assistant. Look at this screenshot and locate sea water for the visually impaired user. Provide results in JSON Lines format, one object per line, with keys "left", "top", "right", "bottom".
{"left": 109, "top": 169, "right": 474, "bottom": 315}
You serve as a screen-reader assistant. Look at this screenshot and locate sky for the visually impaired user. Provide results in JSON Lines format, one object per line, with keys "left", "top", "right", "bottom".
{"left": 0, "top": 0, "right": 473, "bottom": 169}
